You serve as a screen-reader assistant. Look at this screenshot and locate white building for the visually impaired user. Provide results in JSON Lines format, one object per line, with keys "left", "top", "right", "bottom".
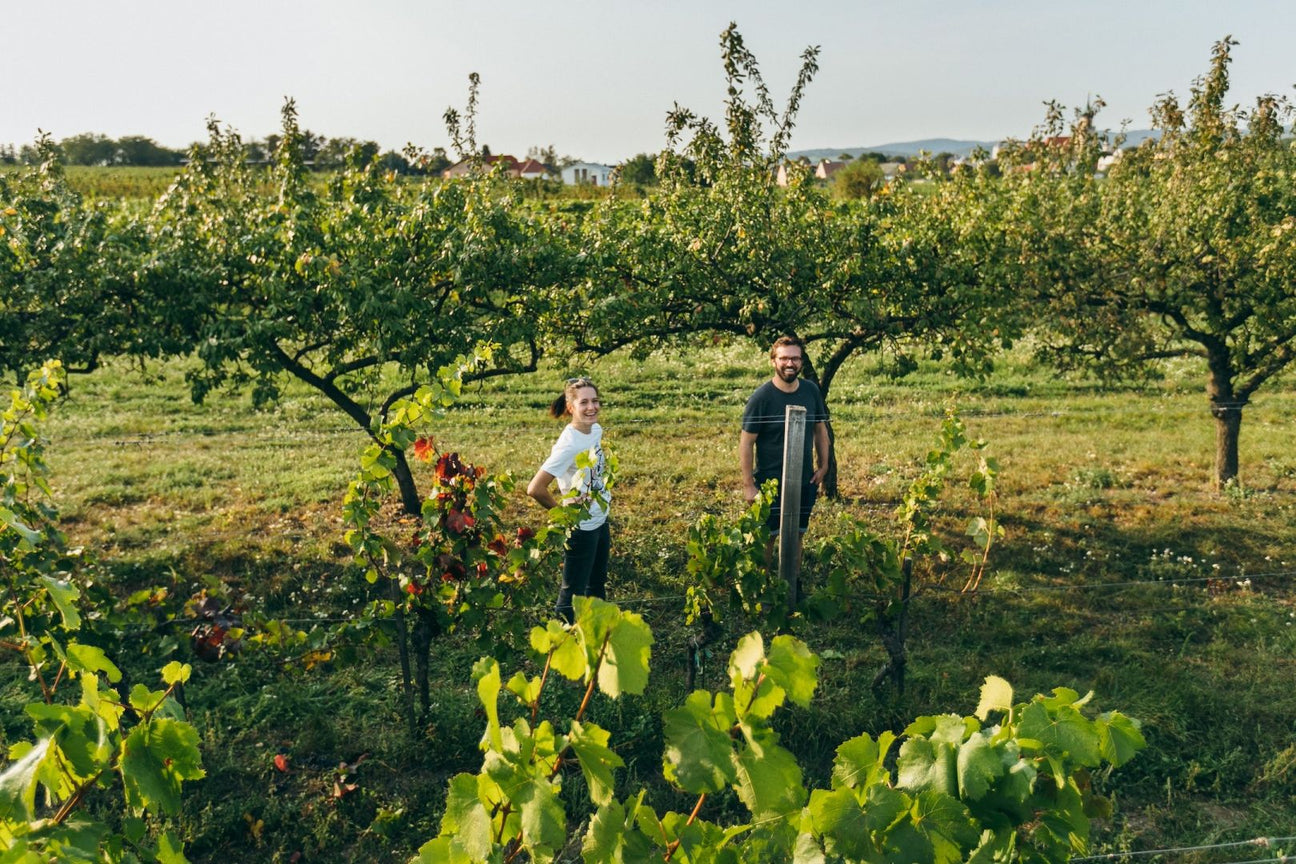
{"left": 562, "top": 162, "right": 614, "bottom": 186}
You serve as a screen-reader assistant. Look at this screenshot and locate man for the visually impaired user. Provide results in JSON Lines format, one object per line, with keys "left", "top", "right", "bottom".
{"left": 740, "top": 336, "right": 831, "bottom": 556}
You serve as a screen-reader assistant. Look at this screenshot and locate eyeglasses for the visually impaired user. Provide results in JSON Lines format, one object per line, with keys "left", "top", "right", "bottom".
{"left": 565, "top": 377, "right": 595, "bottom": 387}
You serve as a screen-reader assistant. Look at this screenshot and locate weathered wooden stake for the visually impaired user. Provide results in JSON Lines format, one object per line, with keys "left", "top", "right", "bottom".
{"left": 779, "top": 405, "right": 806, "bottom": 610}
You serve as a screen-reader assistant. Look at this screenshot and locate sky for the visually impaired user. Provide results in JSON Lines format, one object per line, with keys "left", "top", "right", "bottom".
{"left": 5, "top": 1, "right": 1295, "bottom": 164}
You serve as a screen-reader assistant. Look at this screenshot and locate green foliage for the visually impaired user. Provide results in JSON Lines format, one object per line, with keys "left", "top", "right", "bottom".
{"left": 570, "top": 24, "right": 1016, "bottom": 406}
{"left": 616, "top": 153, "right": 657, "bottom": 187}
{"left": 832, "top": 158, "right": 885, "bottom": 200}
{"left": 0, "top": 141, "right": 164, "bottom": 377}
{"left": 423, "top": 600, "right": 1143, "bottom": 863}
{"left": 1004, "top": 38, "right": 1296, "bottom": 485}
{"left": 0, "top": 362, "right": 203, "bottom": 861}
{"left": 684, "top": 480, "right": 777, "bottom": 625}
{"left": 345, "top": 351, "right": 556, "bottom": 625}
{"left": 144, "top": 98, "right": 574, "bottom": 513}
{"left": 805, "top": 412, "right": 1001, "bottom": 692}
{"left": 687, "top": 412, "right": 1000, "bottom": 640}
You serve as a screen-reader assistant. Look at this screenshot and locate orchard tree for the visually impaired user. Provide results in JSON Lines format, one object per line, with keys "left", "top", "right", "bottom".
{"left": 114, "top": 135, "right": 183, "bottom": 166}
{"left": 617, "top": 152, "right": 657, "bottom": 186}
{"left": 1006, "top": 38, "right": 1296, "bottom": 487}
{"left": 145, "top": 100, "right": 574, "bottom": 513}
{"left": 143, "top": 101, "right": 576, "bottom": 717}
{"left": 313, "top": 136, "right": 380, "bottom": 168}
{"left": 832, "top": 156, "right": 884, "bottom": 199}
{"left": 0, "top": 137, "right": 175, "bottom": 378}
{"left": 57, "top": 132, "right": 115, "bottom": 166}
{"left": 569, "top": 24, "right": 1017, "bottom": 492}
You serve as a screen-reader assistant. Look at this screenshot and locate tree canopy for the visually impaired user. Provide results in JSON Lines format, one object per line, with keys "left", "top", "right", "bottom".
{"left": 1003, "top": 37, "right": 1296, "bottom": 486}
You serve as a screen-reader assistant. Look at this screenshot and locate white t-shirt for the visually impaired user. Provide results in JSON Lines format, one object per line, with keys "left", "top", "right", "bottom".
{"left": 540, "top": 423, "right": 610, "bottom": 531}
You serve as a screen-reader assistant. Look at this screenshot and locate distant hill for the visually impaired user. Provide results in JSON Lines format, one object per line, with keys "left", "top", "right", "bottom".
{"left": 789, "top": 139, "right": 995, "bottom": 162}
{"left": 789, "top": 130, "right": 1157, "bottom": 162}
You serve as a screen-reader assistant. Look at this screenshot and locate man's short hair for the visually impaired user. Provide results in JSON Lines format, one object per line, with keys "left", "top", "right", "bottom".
{"left": 769, "top": 335, "right": 806, "bottom": 360}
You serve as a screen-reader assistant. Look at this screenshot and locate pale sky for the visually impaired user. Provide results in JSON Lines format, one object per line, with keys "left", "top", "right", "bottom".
{"left": 5, "top": 1, "right": 1294, "bottom": 163}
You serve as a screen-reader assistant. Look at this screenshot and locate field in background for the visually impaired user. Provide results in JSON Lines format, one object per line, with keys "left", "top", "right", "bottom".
{"left": 17, "top": 344, "right": 1296, "bottom": 860}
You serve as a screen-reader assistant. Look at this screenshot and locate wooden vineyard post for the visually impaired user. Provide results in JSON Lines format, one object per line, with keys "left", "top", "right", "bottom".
{"left": 779, "top": 405, "right": 806, "bottom": 610}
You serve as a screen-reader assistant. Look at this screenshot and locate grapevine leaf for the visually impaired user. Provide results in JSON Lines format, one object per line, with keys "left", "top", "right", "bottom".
{"left": 0, "top": 506, "right": 42, "bottom": 546}
{"left": 38, "top": 576, "right": 81, "bottom": 630}
{"left": 956, "top": 731, "right": 1005, "bottom": 801}
{"left": 807, "top": 787, "right": 872, "bottom": 860}
{"left": 965, "top": 828, "right": 1015, "bottom": 864}
{"left": 472, "top": 658, "right": 503, "bottom": 751}
{"left": 728, "top": 632, "right": 765, "bottom": 684}
{"left": 1032, "top": 779, "right": 1089, "bottom": 858}
{"left": 733, "top": 723, "right": 804, "bottom": 817}
{"left": 156, "top": 830, "right": 186, "bottom": 864}
{"left": 793, "top": 830, "right": 827, "bottom": 864}
{"left": 1040, "top": 686, "right": 1088, "bottom": 710}
{"left": 437, "top": 773, "right": 492, "bottom": 860}
{"left": 128, "top": 684, "right": 166, "bottom": 715}
{"left": 549, "top": 625, "right": 588, "bottom": 683}
{"left": 1095, "top": 711, "right": 1146, "bottom": 766}
{"left": 568, "top": 721, "right": 623, "bottom": 807}
{"left": 911, "top": 789, "right": 979, "bottom": 864}
{"left": 662, "top": 691, "right": 736, "bottom": 794}
{"left": 831, "top": 731, "right": 895, "bottom": 791}
{"left": 765, "top": 635, "right": 818, "bottom": 708}
{"left": 0, "top": 738, "right": 49, "bottom": 823}
{"left": 572, "top": 596, "right": 624, "bottom": 669}
{"left": 506, "top": 671, "right": 543, "bottom": 706}
{"left": 160, "top": 662, "right": 191, "bottom": 687}
{"left": 1017, "top": 702, "right": 1101, "bottom": 766}
{"left": 516, "top": 776, "right": 566, "bottom": 861}
{"left": 975, "top": 676, "right": 1013, "bottom": 721}
{"left": 598, "top": 609, "right": 653, "bottom": 697}
{"left": 119, "top": 718, "right": 205, "bottom": 817}
{"left": 415, "top": 837, "right": 472, "bottom": 863}
{"left": 79, "top": 665, "right": 121, "bottom": 727}
{"left": 583, "top": 796, "right": 656, "bottom": 864}
{"left": 64, "top": 643, "right": 121, "bottom": 683}
{"left": 658, "top": 812, "right": 729, "bottom": 861}
{"left": 741, "top": 674, "right": 786, "bottom": 721}
{"left": 26, "top": 703, "right": 104, "bottom": 779}
{"left": 530, "top": 620, "right": 566, "bottom": 656}
{"left": 897, "top": 717, "right": 966, "bottom": 796}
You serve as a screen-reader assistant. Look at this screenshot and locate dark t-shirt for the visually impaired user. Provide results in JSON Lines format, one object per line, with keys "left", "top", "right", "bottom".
{"left": 741, "top": 379, "right": 830, "bottom": 484}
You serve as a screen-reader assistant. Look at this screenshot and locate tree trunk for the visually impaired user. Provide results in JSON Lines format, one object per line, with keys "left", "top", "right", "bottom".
{"left": 802, "top": 343, "right": 853, "bottom": 501}
{"left": 871, "top": 558, "right": 913, "bottom": 697}
{"left": 392, "top": 448, "right": 423, "bottom": 517}
{"left": 1211, "top": 404, "right": 1242, "bottom": 488}
{"left": 1206, "top": 351, "right": 1243, "bottom": 488}
{"left": 410, "top": 606, "right": 440, "bottom": 718}
{"left": 391, "top": 580, "right": 416, "bottom": 736}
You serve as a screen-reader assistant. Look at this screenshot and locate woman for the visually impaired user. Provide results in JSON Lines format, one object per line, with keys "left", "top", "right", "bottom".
{"left": 527, "top": 377, "right": 611, "bottom": 622}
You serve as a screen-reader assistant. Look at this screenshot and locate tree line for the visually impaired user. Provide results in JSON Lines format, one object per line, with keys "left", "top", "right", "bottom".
{"left": 0, "top": 130, "right": 456, "bottom": 173}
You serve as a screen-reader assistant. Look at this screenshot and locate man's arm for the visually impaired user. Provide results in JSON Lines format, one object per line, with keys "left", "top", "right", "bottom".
{"left": 740, "top": 429, "right": 759, "bottom": 502}
{"left": 810, "top": 421, "right": 830, "bottom": 485}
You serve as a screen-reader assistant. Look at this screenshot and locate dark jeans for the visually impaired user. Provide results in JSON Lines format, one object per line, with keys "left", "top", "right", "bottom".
{"left": 556, "top": 522, "right": 610, "bottom": 622}
{"left": 764, "top": 482, "right": 818, "bottom": 535}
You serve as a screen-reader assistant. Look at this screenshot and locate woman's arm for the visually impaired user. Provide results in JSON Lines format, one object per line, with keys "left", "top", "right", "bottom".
{"left": 527, "top": 469, "right": 560, "bottom": 510}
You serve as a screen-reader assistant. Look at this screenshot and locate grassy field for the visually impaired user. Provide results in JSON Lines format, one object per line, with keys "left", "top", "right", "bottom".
{"left": 8, "top": 344, "right": 1296, "bottom": 861}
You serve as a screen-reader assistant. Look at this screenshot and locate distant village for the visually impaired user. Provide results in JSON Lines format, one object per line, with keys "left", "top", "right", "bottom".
{"left": 2, "top": 130, "right": 1131, "bottom": 192}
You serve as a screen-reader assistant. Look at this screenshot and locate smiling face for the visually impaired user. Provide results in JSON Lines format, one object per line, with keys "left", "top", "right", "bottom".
{"left": 567, "top": 385, "right": 601, "bottom": 432}
{"left": 770, "top": 344, "right": 804, "bottom": 384}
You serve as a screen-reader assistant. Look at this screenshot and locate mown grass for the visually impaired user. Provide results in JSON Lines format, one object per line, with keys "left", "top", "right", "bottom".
{"left": 8, "top": 344, "right": 1296, "bottom": 861}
